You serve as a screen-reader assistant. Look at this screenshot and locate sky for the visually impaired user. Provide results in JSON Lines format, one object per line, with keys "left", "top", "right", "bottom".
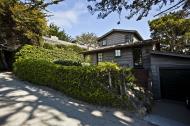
{"left": 47, "top": 0, "right": 176, "bottom": 40}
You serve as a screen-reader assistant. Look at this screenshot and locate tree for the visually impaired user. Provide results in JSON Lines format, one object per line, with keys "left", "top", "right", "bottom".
{"left": 0, "top": 0, "right": 47, "bottom": 69}
{"left": 18, "top": 0, "right": 64, "bottom": 9}
{"left": 87, "top": 0, "right": 190, "bottom": 21}
{"left": 149, "top": 11, "right": 190, "bottom": 53}
{"left": 0, "top": 0, "right": 65, "bottom": 70}
{"left": 47, "top": 23, "right": 73, "bottom": 42}
{"left": 76, "top": 33, "right": 98, "bottom": 47}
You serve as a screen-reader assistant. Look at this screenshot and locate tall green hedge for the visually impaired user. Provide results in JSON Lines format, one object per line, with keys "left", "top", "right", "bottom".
{"left": 14, "top": 59, "right": 121, "bottom": 106}
{"left": 15, "top": 45, "right": 84, "bottom": 62}
{"left": 14, "top": 59, "right": 153, "bottom": 111}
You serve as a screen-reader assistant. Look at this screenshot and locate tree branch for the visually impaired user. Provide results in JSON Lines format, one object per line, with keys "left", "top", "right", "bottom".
{"left": 154, "top": 0, "right": 184, "bottom": 17}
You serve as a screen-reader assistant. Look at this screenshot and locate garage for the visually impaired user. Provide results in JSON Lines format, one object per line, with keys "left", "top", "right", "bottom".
{"left": 150, "top": 52, "right": 190, "bottom": 100}
{"left": 160, "top": 68, "right": 190, "bottom": 101}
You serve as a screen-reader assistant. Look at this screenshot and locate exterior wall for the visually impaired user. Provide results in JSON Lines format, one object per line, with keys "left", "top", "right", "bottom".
{"left": 85, "top": 54, "right": 97, "bottom": 64}
{"left": 150, "top": 55, "right": 190, "bottom": 99}
{"left": 133, "top": 35, "right": 140, "bottom": 43}
{"left": 88, "top": 45, "right": 154, "bottom": 68}
{"left": 142, "top": 45, "right": 153, "bottom": 70}
{"left": 98, "top": 32, "right": 140, "bottom": 47}
{"left": 90, "top": 54, "right": 97, "bottom": 64}
{"left": 88, "top": 48, "right": 134, "bottom": 67}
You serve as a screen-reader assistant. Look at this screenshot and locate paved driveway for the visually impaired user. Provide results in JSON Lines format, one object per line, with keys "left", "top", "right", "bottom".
{"left": 0, "top": 72, "right": 154, "bottom": 126}
{"left": 144, "top": 100, "right": 190, "bottom": 126}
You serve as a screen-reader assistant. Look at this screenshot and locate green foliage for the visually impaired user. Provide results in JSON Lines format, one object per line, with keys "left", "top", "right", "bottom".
{"left": 149, "top": 11, "right": 190, "bottom": 53}
{"left": 76, "top": 32, "right": 98, "bottom": 47}
{"left": 0, "top": 0, "right": 47, "bottom": 47}
{"left": 14, "top": 59, "right": 121, "bottom": 107}
{"left": 88, "top": 0, "right": 189, "bottom": 21}
{"left": 97, "top": 62, "right": 120, "bottom": 71}
{"left": 13, "top": 59, "right": 153, "bottom": 112}
{"left": 6, "top": 0, "right": 64, "bottom": 10}
{"left": 53, "top": 59, "right": 82, "bottom": 66}
{"left": 15, "top": 45, "right": 83, "bottom": 62}
{"left": 42, "top": 43, "right": 55, "bottom": 50}
{"left": 42, "top": 43, "right": 86, "bottom": 53}
{"left": 81, "top": 62, "right": 91, "bottom": 66}
{"left": 55, "top": 44, "right": 86, "bottom": 53}
{"left": 47, "top": 23, "right": 73, "bottom": 42}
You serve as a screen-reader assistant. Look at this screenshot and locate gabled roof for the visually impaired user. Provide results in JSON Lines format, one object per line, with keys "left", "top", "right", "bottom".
{"left": 82, "top": 39, "right": 157, "bottom": 54}
{"left": 98, "top": 29, "right": 144, "bottom": 41}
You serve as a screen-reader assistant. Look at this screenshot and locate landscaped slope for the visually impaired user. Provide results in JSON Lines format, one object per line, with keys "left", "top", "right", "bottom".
{"left": 15, "top": 44, "right": 84, "bottom": 62}
{"left": 14, "top": 60, "right": 153, "bottom": 115}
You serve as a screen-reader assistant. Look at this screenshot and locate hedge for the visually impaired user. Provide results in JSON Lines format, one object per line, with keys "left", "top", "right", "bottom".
{"left": 53, "top": 59, "right": 82, "bottom": 66}
{"left": 15, "top": 45, "right": 84, "bottom": 62}
{"left": 42, "top": 43, "right": 86, "bottom": 53}
{"left": 14, "top": 59, "right": 153, "bottom": 112}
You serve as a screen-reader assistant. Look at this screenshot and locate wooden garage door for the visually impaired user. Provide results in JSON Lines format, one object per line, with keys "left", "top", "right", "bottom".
{"left": 160, "top": 68, "right": 190, "bottom": 101}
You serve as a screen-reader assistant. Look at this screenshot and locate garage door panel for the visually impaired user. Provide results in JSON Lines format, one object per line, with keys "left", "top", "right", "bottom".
{"left": 160, "top": 69, "right": 190, "bottom": 101}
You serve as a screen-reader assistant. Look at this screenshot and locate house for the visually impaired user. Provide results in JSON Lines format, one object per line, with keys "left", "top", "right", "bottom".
{"left": 82, "top": 29, "right": 190, "bottom": 101}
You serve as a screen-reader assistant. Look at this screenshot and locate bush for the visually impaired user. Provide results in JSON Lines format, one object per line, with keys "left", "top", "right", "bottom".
{"left": 42, "top": 43, "right": 55, "bottom": 50}
{"left": 53, "top": 59, "right": 82, "bottom": 66}
{"left": 43, "top": 43, "right": 86, "bottom": 53}
{"left": 97, "top": 62, "right": 120, "bottom": 71}
{"left": 14, "top": 59, "right": 120, "bottom": 106}
{"left": 14, "top": 59, "right": 153, "bottom": 112}
{"left": 15, "top": 45, "right": 84, "bottom": 62}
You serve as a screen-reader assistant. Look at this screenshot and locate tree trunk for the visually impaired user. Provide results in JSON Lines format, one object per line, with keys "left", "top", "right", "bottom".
{"left": 108, "top": 71, "right": 112, "bottom": 88}
{"left": 0, "top": 50, "right": 9, "bottom": 70}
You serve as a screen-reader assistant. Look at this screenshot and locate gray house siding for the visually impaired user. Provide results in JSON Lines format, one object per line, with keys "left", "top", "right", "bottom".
{"left": 150, "top": 55, "right": 190, "bottom": 99}
{"left": 102, "top": 49, "right": 134, "bottom": 67}
{"left": 98, "top": 32, "right": 140, "bottom": 47}
{"left": 89, "top": 53, "right": 97, "bottom": 64}
{"left": 88, "top": 49, "right": 134, "bottom": 67}
{"left": 142, "top": 45, "right": 153, "bottom": 70}
{"left": 88, "top": 45, "right": 154, "bottom": 68}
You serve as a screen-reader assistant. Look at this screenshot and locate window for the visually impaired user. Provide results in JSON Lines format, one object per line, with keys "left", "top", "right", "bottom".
{"left": 98, "top": 53, "right": 103, "bottom": 62}
{"left": 102, "top": 40, "right": 107, "bottom": 46}
{"left": 133, "top": 47, "right": 143, "bottom": 68}
{"left": 125, "top": 34, "right": 133, "bottom": 43}
{"left": 115, "top": 50, "right": 121, "bottom": 57}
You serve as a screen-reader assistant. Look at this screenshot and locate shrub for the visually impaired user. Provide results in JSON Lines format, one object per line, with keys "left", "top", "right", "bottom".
{"left": 57, "top": 44, "right": 86, "bottom": 53}
{"left": 81, "top": 62, "right": 91, "bottom": 66}
{"left": 15, "top": 45, "right": 84, "bottom": 62}
{"left": 42, "top": 43, "right": 55, "bottom": 50}
{"left": 43, "top": 43, "right": 86, "bottom": 53}
{"left": 53, "top": 59, "right": 82, "bottom": 66}
{"left": 97, "top": 62, "right": 120, "bottom": 71}
{"left": 14, "top": 59, "right": 153, "bottom": 112}
{"left": 14, "top": 59, "right": 120, "bottom": 106}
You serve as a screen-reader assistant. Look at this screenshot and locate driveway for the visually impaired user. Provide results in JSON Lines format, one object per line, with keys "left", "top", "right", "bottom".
{"left": 0, "top": 72, "right": 154, "bottom": 126}
{"left": 144, "top": 100, "right": 190, "bottom": 126}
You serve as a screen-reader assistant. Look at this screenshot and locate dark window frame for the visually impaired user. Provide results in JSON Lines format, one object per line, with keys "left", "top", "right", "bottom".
{"left": 102, "top": 40, "right": 107, "bottom": 46}
{"left": 115, "top": 49, "right": 121, "bottom": 57}
{"left": 97, "top": 53, "right": 103, "bottom": 62}
{"left": 133, "top": 47, "right": 143, "bottom": 68}
{"left": 125, "top": 34, "right": 133, "bottom": 43}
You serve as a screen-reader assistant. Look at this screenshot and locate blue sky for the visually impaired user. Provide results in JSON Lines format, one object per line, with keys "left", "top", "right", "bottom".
{"left": 47, "top": 0, "right": 176, "bottom": 40}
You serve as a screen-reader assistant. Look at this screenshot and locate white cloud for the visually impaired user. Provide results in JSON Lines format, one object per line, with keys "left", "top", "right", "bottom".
{"left": 48, "top": 2, "right": 88, "bottom": 29}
